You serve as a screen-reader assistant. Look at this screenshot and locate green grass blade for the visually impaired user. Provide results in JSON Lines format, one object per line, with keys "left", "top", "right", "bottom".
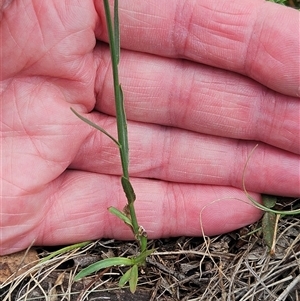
{"left": 70, "top": 107, "right": 120, "bottom": 146}
{"left": 40, "top": 241, "right": 91, "bottom": 263}
{"left": 116, "top": 85, "right": 129, "bottom": 177}
{"left": 119, "top": 267, "right": 132, "bottom": 287}
{"left": 118, "top": 265, "right": 138, "bottom": 293}
{"left": 103, "top": 0, "right": 129, "bottom": 178}
{"left": 108, "top": 206, "right": 133, "bottom": 227}
{"left": 74, "top": 257, "right": 133, "bottom": 281}
{"left": 129, "top": 264, "right": 138, "bottom": 293}
{"left": 246, "top": 191, "right": 300, "bottom": 215}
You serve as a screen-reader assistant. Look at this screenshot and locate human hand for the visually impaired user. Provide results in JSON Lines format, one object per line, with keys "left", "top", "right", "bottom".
{"left": 1, "top": 0, "right": 299, "bottom": 255}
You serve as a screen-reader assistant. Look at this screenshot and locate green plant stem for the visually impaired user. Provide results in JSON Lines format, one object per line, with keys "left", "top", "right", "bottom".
{"left": 103, "top": 0, "right": 128, "bottom": 178}
{"left": 103, "top": 0, "right": 147, "bottom": 251}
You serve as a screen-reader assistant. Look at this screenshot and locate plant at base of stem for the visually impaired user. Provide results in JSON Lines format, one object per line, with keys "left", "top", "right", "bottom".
{"left": 71, "top": 0, "right": 153, "bottom": 293}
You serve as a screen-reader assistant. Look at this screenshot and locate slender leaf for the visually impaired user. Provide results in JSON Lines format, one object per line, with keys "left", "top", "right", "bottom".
{"left": 129, "top": 264, "right": 138, "bottom": 293}
{"left": 243, "top": 145, "right": 300, "bottom": 215}
{"left": 245, "top": 189, "right": 300, "bottom": 215}
{"left": 40, "top": 241, "right": 91, "bottom": 263}
{"left": 119, "top": 267, "right": 132, "bottom": 287}
{"left": 74, "top": 257, "right": 133, "bottom": 281}
{"left": 70, "top": 107, "right": 119, "bottom": 146}
{"left": 118, "top": 265, "right": 139, "bottom": 293}
{"left": 108, "top": 206, "right": 133, "bottom": 227}
{"left": 103, "top": 0, "right": 129, "bottom": 178}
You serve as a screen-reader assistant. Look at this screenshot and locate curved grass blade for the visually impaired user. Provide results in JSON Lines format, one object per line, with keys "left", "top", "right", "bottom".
{"left": 40, "top": 241, "right": 91, "bottom": 263}
{"left": 70, "top": 107, "right": 120, "bottom": 146}
{"left": 243, "top": 145, "right": 300, "bottom": 215}
{"left": 246, "top": 195, "right": 300, "bottom": 215}
{"left": 74, "top": 257, "right": 133, "bottom": 281}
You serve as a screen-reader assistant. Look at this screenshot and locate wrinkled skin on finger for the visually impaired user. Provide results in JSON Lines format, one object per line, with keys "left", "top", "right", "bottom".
{"left": 1, "top": 0, "right": 299, "bottom": 255}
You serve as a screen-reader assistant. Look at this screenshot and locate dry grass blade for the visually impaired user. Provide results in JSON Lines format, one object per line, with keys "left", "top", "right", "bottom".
{"left": 1, "top": 215, "right": 299, "bottom": 300}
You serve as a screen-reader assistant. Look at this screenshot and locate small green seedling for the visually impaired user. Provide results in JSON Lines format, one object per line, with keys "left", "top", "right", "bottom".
{"left": 71, "top": 0, "right": 153, "bottom": 293}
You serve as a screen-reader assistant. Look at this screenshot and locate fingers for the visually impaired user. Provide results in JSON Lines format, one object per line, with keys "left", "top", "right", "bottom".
{"left": 94, "top": 45, "right": 300, "bottom": 155}
{"left": 70, "top": 113, "right": 300, "bottom": 197}
{"left": 1, "top": 171, "right": 262, "bottom": 253}
{"left": 95, "top": 0, "right": 299, "bottom": 96}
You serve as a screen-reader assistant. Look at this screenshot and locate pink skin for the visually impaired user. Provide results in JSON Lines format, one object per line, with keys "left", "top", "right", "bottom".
{"left": 1, "top": 0, "right": 299, "bottom": 255}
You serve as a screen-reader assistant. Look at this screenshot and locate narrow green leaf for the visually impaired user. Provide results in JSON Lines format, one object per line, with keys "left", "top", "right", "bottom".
{"left": 246, "top": 192, "right": 300, "bottom": 215}
{"left": 129, "top": 264, "right": 138, "bottom": 293}
{"left": 121, "top": 176, "right": 136, "bottom": 204}
{"left": 40, "top": 241, "right": 91, "bottom": 263}
{"left": 74, "top": 257, "right": 133, "bottom": 281}
{"left": 119, "top": 267, "right": 132, "bottom": 287}
{"left": 106, "top": 85, "right": 129, "bottom": 179}
{"left": 119, "top": 265, "right": 139, "bottom": 293}
{"left": 103, "top": 0, "right": 129, "bottom": 178}
{"left": 117, "top": 85, "right": 129, "bottom": 177}
{"left": 108, "top": 206, "right": 133, "bottom": 227}
{"left": 70, "top": 107, "right": 120, "bottom": 146}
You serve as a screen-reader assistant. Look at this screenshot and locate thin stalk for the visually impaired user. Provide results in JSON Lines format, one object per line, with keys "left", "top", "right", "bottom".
{"left": 103, "top": 0, "right": 128, "bottom": 178}
{"left": 103, "top": 0, "right": 147, "bottom": 250}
